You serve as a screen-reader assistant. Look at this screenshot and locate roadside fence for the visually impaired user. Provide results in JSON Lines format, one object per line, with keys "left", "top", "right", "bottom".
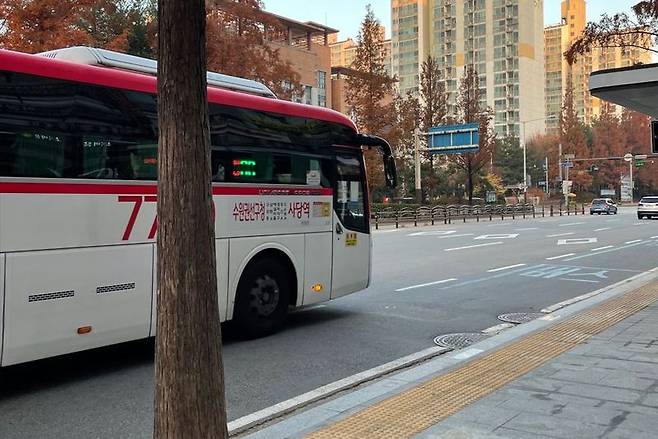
{"left": 372, "top": 203, "right": 587, "bottom": 229}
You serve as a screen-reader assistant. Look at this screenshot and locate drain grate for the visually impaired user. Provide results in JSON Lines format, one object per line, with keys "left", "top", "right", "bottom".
{"left": 498, "top": 312, "right": 545, "bottom": 324}
{"left": 433, "top": 332, "right": 489, "bottom": 349}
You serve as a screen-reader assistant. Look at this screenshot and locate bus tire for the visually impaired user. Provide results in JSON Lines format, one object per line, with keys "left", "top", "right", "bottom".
{"left": 233, "top": 257, "right": 291, "bottom": 338}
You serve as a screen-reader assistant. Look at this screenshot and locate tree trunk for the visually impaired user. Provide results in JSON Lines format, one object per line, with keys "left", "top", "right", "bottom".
{"left": 154, "top": 0, "right": 228, "bottom": 438}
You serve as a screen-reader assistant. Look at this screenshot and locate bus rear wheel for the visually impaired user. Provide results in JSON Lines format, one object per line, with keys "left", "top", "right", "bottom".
{"left": 233, "top": 258, "right": 291, "bottom": 338}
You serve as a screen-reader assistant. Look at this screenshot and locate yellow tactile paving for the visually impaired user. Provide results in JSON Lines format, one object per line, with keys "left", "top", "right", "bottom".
{"left": 307, "top": 282, "right": 658, "bottom": 439}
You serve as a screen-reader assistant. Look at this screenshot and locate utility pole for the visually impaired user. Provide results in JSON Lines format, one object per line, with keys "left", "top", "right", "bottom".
{"left": 414, "top": 129, "right": 422, "bottom": 203}
{"left": 544, "top": 156, "right": 549, "bottom": 195}
{"left": 623, "top": 153, "right": 635, "bottom": 203}
{"left": 558, "top": 143, "right": 563, "bottom": 182}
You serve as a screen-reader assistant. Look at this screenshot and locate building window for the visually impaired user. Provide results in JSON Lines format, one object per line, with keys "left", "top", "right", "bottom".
{"left": 317, "top": 71, "right": 326, "bottom": 90}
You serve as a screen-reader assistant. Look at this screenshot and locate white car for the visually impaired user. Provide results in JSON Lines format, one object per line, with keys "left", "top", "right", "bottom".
{"left": 638, "top": 196, "right": 658, "bottom": 219}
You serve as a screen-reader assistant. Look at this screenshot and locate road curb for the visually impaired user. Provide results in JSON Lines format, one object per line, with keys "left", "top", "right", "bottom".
{"left": 228, "top": 345, "right": 451, "bottom": 436}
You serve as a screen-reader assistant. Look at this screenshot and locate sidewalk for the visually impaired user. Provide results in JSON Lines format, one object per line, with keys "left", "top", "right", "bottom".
{"left": 241, "top": 276, "right": 658, "bottom": 439}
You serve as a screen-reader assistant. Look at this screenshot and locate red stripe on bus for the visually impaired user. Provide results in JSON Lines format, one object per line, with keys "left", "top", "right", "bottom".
{"left": 0, "top": 182, "right": 332, "bottom": 196}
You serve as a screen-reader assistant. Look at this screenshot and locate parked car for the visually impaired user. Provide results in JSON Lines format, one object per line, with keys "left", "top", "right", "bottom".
{"left": 590, "top": 198, "right": 618, "bottom": 215}
{"left": 638, "top": 196, "right": 658, "bottom": 219}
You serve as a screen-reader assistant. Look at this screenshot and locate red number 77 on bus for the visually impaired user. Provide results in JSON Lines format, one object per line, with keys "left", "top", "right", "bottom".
{"left": 118, "top": 195, "right": 216, "bottom": 241}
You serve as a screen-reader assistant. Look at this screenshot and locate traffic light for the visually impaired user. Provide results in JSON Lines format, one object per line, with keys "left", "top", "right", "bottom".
{"left": 652, "top": 120, "right": 658, "bottom": 154}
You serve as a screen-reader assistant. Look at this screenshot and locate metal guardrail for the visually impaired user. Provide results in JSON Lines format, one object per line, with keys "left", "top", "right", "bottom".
{"left": 372, "top": 203, "right": 587, "bottom": 229}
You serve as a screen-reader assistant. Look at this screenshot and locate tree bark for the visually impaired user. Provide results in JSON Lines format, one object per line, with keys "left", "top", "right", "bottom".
{"left": 154, "top": 0, "right": 228, "bottom": 438}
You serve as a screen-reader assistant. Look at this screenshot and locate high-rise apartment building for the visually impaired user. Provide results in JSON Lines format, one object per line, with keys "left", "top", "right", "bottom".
{"left": 391, "top": 0, "right": 545, "bottom": 138}
{"left": 328, "top": 26, "right": 392, "bottom": 75}
{"left": 544, "top": 0, "right": 652, "bottom": 134}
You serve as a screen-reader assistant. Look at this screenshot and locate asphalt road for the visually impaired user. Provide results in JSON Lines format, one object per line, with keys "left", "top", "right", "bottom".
{"left": 1, "top": 207, "right": 657, "bottom": 438}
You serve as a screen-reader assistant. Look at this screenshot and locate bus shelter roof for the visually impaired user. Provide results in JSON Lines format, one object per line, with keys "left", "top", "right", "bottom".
{"left": 590, "top": 62, "right": 658, "bottom": 118}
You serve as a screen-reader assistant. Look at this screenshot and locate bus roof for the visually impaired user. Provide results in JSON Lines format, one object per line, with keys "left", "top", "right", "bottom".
{"left": 0, "top": 49, "right": 357, "bottom": 132}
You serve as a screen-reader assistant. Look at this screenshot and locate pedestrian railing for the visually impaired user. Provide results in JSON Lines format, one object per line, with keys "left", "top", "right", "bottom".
{"left": 372, "top": 202, "right": 587, "bottom": 229}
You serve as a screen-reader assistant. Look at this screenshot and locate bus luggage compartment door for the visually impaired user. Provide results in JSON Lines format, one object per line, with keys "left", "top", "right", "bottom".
{"left": 2, "top": 244, "right": 153, "bottom": 366}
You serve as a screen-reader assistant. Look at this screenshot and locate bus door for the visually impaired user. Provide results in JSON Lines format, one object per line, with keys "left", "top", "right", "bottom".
{"left": 331, "top": 153, "right": 370, "bottom": 298}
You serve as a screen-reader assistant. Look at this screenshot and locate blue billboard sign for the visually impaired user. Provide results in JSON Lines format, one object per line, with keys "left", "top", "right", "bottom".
{"left": 428, "top": 123, "right": 480, "bottom": 155}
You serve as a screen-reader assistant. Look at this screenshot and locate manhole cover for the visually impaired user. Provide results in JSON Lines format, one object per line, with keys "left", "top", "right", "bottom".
{"left": 498, "top": 312, "right": 545, "bottom": 324}
{"left": 433, "top": 332, "right": 489, "bottom": 349}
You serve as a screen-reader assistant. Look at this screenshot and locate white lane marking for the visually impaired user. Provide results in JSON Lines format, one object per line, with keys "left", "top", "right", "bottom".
{"left": 436, "top": 233, "right": 475, "bottom": 239}
{"left": 625, "top": 239, "right": 642, "bottom": 244}
{"left": 594, "top": 227, "right": 611, "bottom": 232}
{"left": 559, "top": 222, "right": 585, "bottom": 227}
{"left": 474, "top": 233, "right": 519, "bottom": 240}
{"left": 547, "top": 232, "right": 575, "bottom": 238}
{"left": 546, "top": 253, "right": 576, "bottom": 260}
{"left": 407, "top": 230, "right": 456, "bottom": 237}
{"left": 652, "top": 236, "right": 658, "bottom": 239}
{"left": 634, "top": 222, "right": 645, "bottom": 226}
{"left": 487, "top": 263, "right": 527, "bottom": 273}
{"left": 374, "top": 229, "right": 400, "bottom": 234}
{"left": 444, "top": 242, "right": 503, "bottom": 252}
{"left": 557, "top": 238, "right": 598, "bottom": 245}
{"left": 591, "top": 246, "right": 614, "bottom": 251}
{"left": 516, "top": 227, "right": 538, "bottom": 231}
{"left": 395, "top": 278, "right": 457, "bottom": 292}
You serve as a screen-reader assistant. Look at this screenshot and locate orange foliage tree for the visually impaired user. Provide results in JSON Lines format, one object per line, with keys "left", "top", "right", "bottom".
{"left": 560, "top": 77, "right": 592, "bottom": 191}
{"left": 206, "top": 0, "right": 302, "bottom": 99}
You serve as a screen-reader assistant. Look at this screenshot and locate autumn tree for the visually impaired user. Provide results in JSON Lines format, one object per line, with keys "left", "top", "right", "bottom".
{"left": 447, "top": 66, "right": 495, "bottom": 204}
{"left": 590, "top": 103, "right": 625, "bottom": 190}
{"left": 385, "top": 92, "right": 420, "bottom": 200}
{"left": 560, "top": 76, "right": 592, "bottom": 191}
{"left": 419, "top": 55, "right": 448, "bottom": 176}
{"left": 345, "top": 5, "right": 396, "bottom": 194}
{"left": 621, "top": 108, "right": 658, "bottom": 194}
{"left": 154, "top": 0, "right": 228, "bottom": 437}
{"left": 205, "top": 0, "right": 301, "bottom": 99}
{"left": 0, "top": 0, "right": 156, "bottom": 55}
{"left": 0, "top": 0, "right": 97, "bottom": 52}
{"left": 566, "top": 0, "right": 658, "bottom": 64}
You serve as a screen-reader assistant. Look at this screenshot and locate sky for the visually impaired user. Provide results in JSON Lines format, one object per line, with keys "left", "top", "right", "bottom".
{"left": 263, "top": 0, "right": 643, "bottom": 41}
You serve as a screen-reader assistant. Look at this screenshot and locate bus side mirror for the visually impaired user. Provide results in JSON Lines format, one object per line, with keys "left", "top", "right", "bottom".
{"left": 384, "top": 154, "right": 397, "bottom": 188}
{"left": 356, "top": 133, "right": 397, "bottom": 189}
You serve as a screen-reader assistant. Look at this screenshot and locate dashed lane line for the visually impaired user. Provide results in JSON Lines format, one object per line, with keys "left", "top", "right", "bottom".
{"left": 444, "top": 242, "right": 503, "bottom": 252}
{"left": 546, "top": 253, "right": 576, "bottom": 260}
{"left": 559, "top": 222, "right": 585, "bottom": 227}
{"left": 594, "top": 227, "right": 611, "bottom": 232}
{"left": 487, "top": 263, "right": 527, "bottom": 273}
{"left": 395, "top": 278, "right": 457, "bottom": 292}
{"left": 591, "top": 246, "right": 614, "bottom": 251}
{"left": 625, "top": 239, "right": 643, "bottom": 244}
{"left": 547, "top": 232, "right": 575, "bottom": 238}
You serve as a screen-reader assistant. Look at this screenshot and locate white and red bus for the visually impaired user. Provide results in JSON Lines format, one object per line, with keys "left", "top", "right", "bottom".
{"left": 0, "top": 47, "right": 395, "bottom": 366}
